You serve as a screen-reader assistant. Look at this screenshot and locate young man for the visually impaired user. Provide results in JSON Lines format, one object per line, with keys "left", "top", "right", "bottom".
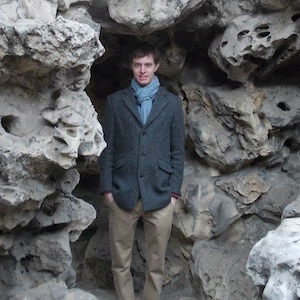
{"left": 99, "top": 42, "right": 185, "bottom": 300}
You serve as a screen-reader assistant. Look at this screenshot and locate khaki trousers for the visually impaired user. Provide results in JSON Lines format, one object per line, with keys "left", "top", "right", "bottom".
{"left": 109, "top": 200, "right": 174, "bottom": 300}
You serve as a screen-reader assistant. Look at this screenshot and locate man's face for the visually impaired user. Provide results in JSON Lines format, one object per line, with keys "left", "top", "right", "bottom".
{"left": 130, "top": 54, "right": 160, "bottom": 87}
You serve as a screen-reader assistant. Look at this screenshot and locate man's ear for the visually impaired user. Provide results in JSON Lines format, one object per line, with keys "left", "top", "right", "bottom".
{"left": 155, "top": 63, "right": 160, "bottom": 72}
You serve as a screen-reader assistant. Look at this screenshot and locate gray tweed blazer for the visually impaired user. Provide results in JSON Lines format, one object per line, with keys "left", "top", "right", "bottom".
{"left": 99, "top": 85, "right": 185, "bottom": 211}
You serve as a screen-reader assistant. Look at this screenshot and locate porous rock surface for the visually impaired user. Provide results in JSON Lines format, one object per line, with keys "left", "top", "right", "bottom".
{"left": 0, "top": 0, "right": 106, "bottom": 299}
{"left": 1, "top": 0, "right": 300, "bottom": 299}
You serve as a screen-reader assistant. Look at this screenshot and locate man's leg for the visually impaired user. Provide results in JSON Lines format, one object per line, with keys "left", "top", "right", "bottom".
{"left": 142, "top": 203, "right": 174, "bottom": 300}
{"left": 109, "top": 201, "right": 141, "bottom": 300}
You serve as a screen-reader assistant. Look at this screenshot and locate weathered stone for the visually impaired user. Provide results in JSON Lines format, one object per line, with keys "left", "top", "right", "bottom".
{"left": 191, "top": 216, "right": 275, "bottom": 300}
{"left": 216, "top": 169, "right": 272, "bottom": 205}
{"left": 243, "top": 172, "right": 300, "bottom": 224}
{"left": 184, "top": 83, "right": 273, "bottom": 172}
{"left": 260, "top": 85, "right": 300, "bottom": 128}
{"left": 105, "top": 0, "right": 205, "bottom": 34}
{"left": 9, "top": 280, "right": 100, "bottom": 300}
{"left": 282, "top": 153, "right": 300, "bottom": 181}
{"left": 209, "top": 10, "right": 300, "bottom": 82}
{"left": 174, "top": 154, "right": 241, "bottom": 240}
{"left": 253, "top": 0, "right": 292, "bottom": 10}
{"left": 0, "top": 0, "right": 105, "bottom": 298}
{"left": 282, "top": 195, "right": 300, "bottom": 218}
{"left": 247, "top": 216, "right": 300, "bottom": 300}
{"left": 0, "top": 17, "right": 104, "bottom": 83}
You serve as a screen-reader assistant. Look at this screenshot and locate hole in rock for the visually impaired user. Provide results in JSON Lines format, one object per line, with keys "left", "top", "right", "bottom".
{"left": 41, "top": 195, "right": 59, "bottom": 216}
{"left": 284, "top": 137, "right": 300, "bottom": 151}
{"left": 255, "top": 24, "right": 270, "bottom": 31}
{"left": 52, "top": 89, "right": 62, "bottom": 101}
{"left": 243, "top": 54, "right": 264, "bottom": 64}
{"left": 228, "top": 56, "right": 238, "bottom": 63}
{"left": 1, "top": 115, "right": 18, "bottom": 134}
{"left": 54, "top": 135, "right": 68, "bottom": 145}
{"left": 292, "top": 13, "right": 300, "bottom": 22}
{"left": 277, "top": 102, "right": 290, "bottom": 111}
{"left": 238, "top": 30, "right": 249, "bottom": 41}
{"left": 221, "top": 41, "right": 228, "bottom": 47}
{"left": 67, "top": 129, "right": 77, "bottom": 137}
{"left": 257, "top": 31, "right": 270, "bottom": 38}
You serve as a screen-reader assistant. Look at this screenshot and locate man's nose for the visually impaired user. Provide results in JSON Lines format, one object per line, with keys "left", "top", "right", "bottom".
{"left": 140, "top": 65, "right": 146, "bottom": 73}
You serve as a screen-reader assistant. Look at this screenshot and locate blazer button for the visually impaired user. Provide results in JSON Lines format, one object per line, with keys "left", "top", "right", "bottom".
{"left": 140, "top": 174, "right": 144, "bottom": 178}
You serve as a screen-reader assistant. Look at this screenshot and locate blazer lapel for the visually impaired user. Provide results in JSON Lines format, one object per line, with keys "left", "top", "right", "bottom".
{"left": 121, "top": 86, "right": 169, "bottom": 127}
{"left": 144, "top": 87, "right": 168, "bottom": 127}
{"left": 121, "top": 86, "right": 143, "bottom": 124}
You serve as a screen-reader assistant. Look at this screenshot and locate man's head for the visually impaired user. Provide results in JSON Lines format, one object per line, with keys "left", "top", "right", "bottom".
{"left": 129, "top": 42, "right": 160, "bottom": 87}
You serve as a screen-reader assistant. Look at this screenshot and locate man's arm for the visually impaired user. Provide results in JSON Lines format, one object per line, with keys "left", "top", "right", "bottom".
{"left": 99, "top": 96, "right": 115, "bottom": 194}
{"left": 169, "top": 96, "right": 185, "bottom": 196}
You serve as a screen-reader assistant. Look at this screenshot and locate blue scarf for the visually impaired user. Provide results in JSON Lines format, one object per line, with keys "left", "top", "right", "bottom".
{"left": 131, "top": 75, "right": 160, "bottom": 125}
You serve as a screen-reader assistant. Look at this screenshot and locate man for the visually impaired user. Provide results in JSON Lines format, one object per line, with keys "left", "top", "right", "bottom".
{"left": 99, "top": 42, "right": 185, "bottom": 300}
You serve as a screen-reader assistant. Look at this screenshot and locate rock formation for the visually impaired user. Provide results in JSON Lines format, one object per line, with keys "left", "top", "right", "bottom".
{"left": 247, "top": 197, "right": 300, "bottom": 300}
{"left": 1, "top": 0, "right": 300, "bottom": 299}
{"left": 0, "top": 1, "right": 106, "bottom": 298}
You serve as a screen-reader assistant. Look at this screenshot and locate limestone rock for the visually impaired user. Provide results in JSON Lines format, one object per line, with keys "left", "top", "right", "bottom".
{"left": 173, "top": 152, "right": 241, "bottom": 240}
{"left": 244, "top": 174, "right": 300, "bottom": 223}
{"left": 0, "top": 16, "right": 104, "bottom": 87}
{"left": 247, "top": 213, "right": 300, "bottom": 299}
{"left": 0, "top": 0, "right": 105, "bottom": 298}
{"left": 90, "top": 0, "right": 256, "bottom": 34}
{"left": 184, "top": 83, "right": 273, "bottom": 172}
{"left": 253, "top": 0, "right": 293, "bottom": 10}
{"left": 216, "top": 169, "right": 272, "bottom": 205}
{"left": 260, "top": 85, "right": 300, "bottom": 128}
{"left": 191, "top": 216, "right": 275, "bottom": 300}
{"left": 209, "top": 10, "right": 300, "bottom": 82}
{"left": 105, "top": 0, "right": 205, "bottom": 34}
{"left": 282, "top": 153, "right": 300, "bottom": 181}
{"left": 9, "top": 280, "right": 99, "bottom": 300}
{"left": 282, "top": 195, "right": 300, "bottom": 218}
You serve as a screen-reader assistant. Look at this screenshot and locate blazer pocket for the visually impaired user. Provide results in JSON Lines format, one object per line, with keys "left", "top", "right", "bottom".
{"left": 158, "top": 159, "right": 173, "bottom": 174}
{"left": 113, "top": 157, "right": 126, "bottom": 172}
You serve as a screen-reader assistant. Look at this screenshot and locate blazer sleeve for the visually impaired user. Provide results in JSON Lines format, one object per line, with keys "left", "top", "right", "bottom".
{"left": 99, "top": 95, "right": 115, "bottom": 194}
{"left": 169, "top": 96, "right": 185, "bottom": 195}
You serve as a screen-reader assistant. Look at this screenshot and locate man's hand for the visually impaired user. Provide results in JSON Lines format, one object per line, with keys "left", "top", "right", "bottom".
{"left": 104, "top": 192, "right": 114, "bottom": 206}
{"left": 171, "top": 196, "right": 177, "bottom": 207}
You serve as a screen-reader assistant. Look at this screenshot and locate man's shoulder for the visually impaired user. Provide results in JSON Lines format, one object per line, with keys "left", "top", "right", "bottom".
{"left": 108, "top": 86, "right": 132, "bottom": 100}
{"left": 158, "top": 87, "right": 181, "bottom": 102}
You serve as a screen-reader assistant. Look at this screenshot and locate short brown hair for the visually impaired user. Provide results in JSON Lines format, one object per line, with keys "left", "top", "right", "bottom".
{"left": 127, "top": 42, "right": 161, "bottom": 66}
